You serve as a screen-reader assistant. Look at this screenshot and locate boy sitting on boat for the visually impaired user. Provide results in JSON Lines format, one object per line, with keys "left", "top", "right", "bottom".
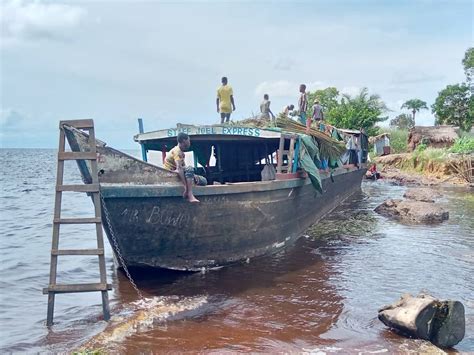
{"left": 163, "top": 132, "right": 206, "bottom": 203}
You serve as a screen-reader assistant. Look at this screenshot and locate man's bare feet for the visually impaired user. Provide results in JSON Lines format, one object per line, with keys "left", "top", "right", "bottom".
{"left": 183, "top": 189, "right": 188, "bottom": 199}
{"left": 188, "top": 195, "right": 200, "bottom": 203}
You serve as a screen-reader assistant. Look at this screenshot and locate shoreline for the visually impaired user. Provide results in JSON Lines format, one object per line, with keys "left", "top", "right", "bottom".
{"left": 374, "top": 153, "right": 473, "bottom": 189}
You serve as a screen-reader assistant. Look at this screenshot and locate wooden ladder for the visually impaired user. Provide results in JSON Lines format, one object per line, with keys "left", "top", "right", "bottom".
{"left": 276, "top": 133, "right": 299, "bottom": 174}
{"left": 44, "top": 119, "right": 111, "bottom": 326}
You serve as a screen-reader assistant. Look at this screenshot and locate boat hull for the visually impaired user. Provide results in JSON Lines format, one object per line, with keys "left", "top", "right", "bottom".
{"left": 101, "top": 168, "right": 365, "bottom": 271}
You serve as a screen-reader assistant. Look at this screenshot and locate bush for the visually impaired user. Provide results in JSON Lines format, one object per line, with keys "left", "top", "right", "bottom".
{"left": 378, "top": 128, "right": 408, "bottom": 153}
{"left": 449, "top": 136, "right": 474, "bottom": 154}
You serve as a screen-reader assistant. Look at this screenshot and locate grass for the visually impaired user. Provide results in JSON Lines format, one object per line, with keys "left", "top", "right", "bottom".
{"left": 375, "top": 128, "right": 408, "bottom": 154}
{"left": 449, "top": 136, "right": 474, "bottom": 154}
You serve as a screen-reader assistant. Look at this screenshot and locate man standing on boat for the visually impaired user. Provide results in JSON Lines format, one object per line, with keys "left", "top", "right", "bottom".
{"left": 260, "top": 94, "right": 275, "bottom": 121}
{"left": 163, "top": 132, "right": 204, "bottom": 203}
{"left": 298, "top": 84, "right": 308, "bottom": 127}
{"left": 217, "top": 76, "right": 236, "bottom": 124}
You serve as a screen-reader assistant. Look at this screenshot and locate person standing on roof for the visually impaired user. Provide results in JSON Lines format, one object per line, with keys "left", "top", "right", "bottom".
{"left": 216, "top": 76, "right": 236, "bottom": 124}
{"left": 312, "top": 100, "right": 324, "bottom": 122}
{"left": 282, "top": 104, "right": 295, "bottom": 117}
{"left": 298, "top": 84, "right": 308, "bottom": 127}
{"left": 163, "top": 132, "right": 206, "bottom": 203}
{"left": 260, "top": 94, "right": 275, "bottom": 121}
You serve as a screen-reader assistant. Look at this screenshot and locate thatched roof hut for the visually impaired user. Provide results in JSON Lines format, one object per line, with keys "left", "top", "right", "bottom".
{"left": 408, "top": 125, "right": 459, "bottom": 151}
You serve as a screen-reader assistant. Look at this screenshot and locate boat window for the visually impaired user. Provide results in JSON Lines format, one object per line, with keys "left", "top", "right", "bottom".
{"left": 193, "top": 140, "right": 280, "bottom": 184}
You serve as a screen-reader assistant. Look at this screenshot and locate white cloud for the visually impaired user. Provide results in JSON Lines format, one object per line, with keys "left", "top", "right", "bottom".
{"left": 254, "top": 80, "right": 326, "bottom": 98}
{"left": 341, "top": 86, "right": 361, "bottom": 97}
{"left": 0, "top": 0, "right": 86, "bottom": 45}
{"left": 272, "top": 57, "right": 295, "bottom": 71}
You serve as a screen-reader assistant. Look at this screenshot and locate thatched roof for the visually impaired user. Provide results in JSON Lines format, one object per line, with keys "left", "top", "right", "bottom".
{"left": 408, "top": 125, "right": 459, "bottom": 151}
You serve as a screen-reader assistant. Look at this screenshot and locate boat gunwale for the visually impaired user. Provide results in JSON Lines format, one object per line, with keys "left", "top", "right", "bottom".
{"left": 100, "top": 166, "right": 362, "bottom": 198}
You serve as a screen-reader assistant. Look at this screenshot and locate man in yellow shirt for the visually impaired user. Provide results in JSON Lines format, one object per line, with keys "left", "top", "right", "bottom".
{"left": 216, "top": 76, "right": 236, "bottom": 124}
{"left": 163, "top": 132, "right": 206, "bottom": 203}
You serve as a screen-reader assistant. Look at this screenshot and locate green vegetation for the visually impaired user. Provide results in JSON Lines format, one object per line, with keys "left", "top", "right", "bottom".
{"left": 432, "top": 48, "right": 474, "bottom": 132}
{"left": 401, "top": 99, "right": 428, "bottom": 125}
{"left": 432, "top": 83, "right": 473, "bottom": 131}
{"left": 306, "top": 87, "right": 388, "bottom": 136}
{"left": 462, "top": 47, "right": 474, "bottom": 85}
{"left": 398, "top": 147, "right": 447, "bottom": 173}
{"left": 390, "top": 113, "right": 414, "bottom": 130}
{"left": 378, "top": 128, "right": 408, "bottom": 153}
{"left": 449, "top": 136, "right": 474, "bottom": 154}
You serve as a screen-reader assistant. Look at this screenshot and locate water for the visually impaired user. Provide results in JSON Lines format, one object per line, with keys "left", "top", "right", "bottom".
{"left": 1, "top": 148, "right": 473, "bottom": 352}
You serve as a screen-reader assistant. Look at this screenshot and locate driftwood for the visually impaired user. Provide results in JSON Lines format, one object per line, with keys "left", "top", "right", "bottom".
{"left": 378, "top": 293, "right": 465, "bottom": 348}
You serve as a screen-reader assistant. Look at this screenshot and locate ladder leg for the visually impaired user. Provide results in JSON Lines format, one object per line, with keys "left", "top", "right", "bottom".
{"left": 101, "top": 291, "right": 111, "bottom": 321}
{"left": 46, "top": 293, "right": 55, "bottom": 326}
{"left": 90, "top": 127, "right": 111, "bottom": 321}
{"left": 47, "top": 129, "right": 66, "bottom": 325}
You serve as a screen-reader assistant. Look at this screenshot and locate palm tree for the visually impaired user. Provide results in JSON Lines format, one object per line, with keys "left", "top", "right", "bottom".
{"left": 401, "top": 99, "right": 428, "bottom": 126}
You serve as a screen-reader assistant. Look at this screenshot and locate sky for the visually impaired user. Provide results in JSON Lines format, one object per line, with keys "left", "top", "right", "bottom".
{"left": 0, "top": 0, "right": 472, "bottom": 149}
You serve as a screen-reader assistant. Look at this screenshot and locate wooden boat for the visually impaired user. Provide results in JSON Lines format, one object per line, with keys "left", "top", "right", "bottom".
{"left": 63, "top": 123, "right": 367, "bottom": 271}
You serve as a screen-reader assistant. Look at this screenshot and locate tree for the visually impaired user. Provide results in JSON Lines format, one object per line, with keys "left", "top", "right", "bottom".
{"left": 401, "top": 99, "right": 428, "bottom": 125}
{"left": 462, "top": 47, "right": 474, "bottom": 89}
{"left": 328, "top": 87, "right": 388, "bottom": 136}
{"left": 390, "top": 113, "right": 414, "bottom": 130}
{"left": 431, "top": 83, "right": 473, "bottom": 131}
{"left": 307, "top": 87, "right": 339, "bottom": 119}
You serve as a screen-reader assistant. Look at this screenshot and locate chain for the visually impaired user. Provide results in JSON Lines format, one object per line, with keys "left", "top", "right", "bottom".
{"left": 99, "top": 192, "right": 144, "bottom": 300}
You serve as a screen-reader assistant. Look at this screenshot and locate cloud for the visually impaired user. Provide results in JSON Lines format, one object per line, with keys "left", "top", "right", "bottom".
{"left": 0, "top": 108, "right": 26, "bottom": 128}
{"left": 391, "top": 72, "right": 445, "bottom": 85}
{"left": 0, "top": 0, "right": 86, "bottom": 45}
{"left": 255, "top": 80, "right": 326, "bottom": 98}
{"left": 341, "top": 86, "right": 361, "bottom": 97}
{"left": 272, "top": 57, "right": 295, "bottom": 71}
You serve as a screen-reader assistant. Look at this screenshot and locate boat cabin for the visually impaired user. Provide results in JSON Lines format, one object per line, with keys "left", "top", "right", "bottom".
{"left": 134, "top": 124, "right": 290, "bottom": 184}
{"left": 134, "top": 123, "right": 368, "bottom": 186}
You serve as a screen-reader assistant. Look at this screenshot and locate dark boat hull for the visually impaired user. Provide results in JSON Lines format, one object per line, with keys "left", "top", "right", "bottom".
{"left": 101, "top": 168, "right": 365, "bottom": 271}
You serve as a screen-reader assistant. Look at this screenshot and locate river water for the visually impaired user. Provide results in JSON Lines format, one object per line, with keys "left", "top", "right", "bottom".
{"left": 1, "top": 148, "right": 473, "bottom": 353}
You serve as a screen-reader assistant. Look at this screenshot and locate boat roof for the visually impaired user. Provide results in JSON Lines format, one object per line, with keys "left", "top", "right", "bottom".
{"left": 134, "top": 124, "right": 283, "bottom": 144}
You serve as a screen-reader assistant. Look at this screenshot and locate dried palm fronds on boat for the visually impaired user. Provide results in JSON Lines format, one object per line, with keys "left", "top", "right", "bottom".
{"left": 276, "top": 115, "right": 346, "bottom": 160}
{"left": 232, "top": 116, "right": 274, "bottom": 128}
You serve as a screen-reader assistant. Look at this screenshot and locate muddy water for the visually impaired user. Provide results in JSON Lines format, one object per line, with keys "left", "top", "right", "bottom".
{"left": 1, "top": 149, "right": 473, "bottom": 353}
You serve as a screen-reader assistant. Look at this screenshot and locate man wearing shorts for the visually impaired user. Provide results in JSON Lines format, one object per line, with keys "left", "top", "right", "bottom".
{"left": 216, "top": 76, "right": 236, "bottom": 124}
{"left": 163, "top": 132, "right": 207, "bottom": 203}
{"left": 298, "top": 84, "right": 308, "bottom": 127}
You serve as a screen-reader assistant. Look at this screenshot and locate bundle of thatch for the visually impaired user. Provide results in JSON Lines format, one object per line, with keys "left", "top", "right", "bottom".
{"left": 233, "top": 116, "right": 273, "bottom": 128}
{"left": 276, "top": 115, "right": 346, "bottom": 160}
{"left": 408, "top": 126, "right": 459, "bottom": 152}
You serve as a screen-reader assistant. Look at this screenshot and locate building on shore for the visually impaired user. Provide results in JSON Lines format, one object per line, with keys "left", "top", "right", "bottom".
{"left": 369, "top": 133, "right": 391, "bottom": 156}
{"left": 408, "top": 125, "right": 459, "bottom": 151}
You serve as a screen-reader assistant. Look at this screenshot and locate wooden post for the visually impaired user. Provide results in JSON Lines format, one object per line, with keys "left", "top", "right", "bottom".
{"left": 137, "top": 118, "right": 147, "bottom": 162}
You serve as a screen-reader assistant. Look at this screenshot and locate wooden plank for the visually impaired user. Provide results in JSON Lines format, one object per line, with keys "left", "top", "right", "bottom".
{"left": 56, "top": 184, "right": 100, "bottom": 192}
{"left": 276, "top": 135, "right": 285, "bottom": 173}
{"left": 47, "top": 129, "right": 65, "bottom": 326}
{"left": 58, "top": 151, "right": 97, "bottom": 160}
{"left": 53, "top": 217, "right": 101, "bottom": 224}
{"left": 43, "top": 283, "right": 112, "bottom": 294}
{"left": 52, "top": 248, "right": 104, "bottom": 256}
{"left": 287, "top": 137, "right": 295, "bottom": 173}
{"left": 60, "top": 119, "right": 94, "bottom": 129}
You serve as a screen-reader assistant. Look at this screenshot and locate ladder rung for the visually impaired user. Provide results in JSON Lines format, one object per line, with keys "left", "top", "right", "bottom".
{"left": 56, "top": 184, "right": 100, "bottom": 192}
{"left": 58, "top": 152, "right": 97, "bottom": 160}
{"left": 60, "top": 119, "right": 94, "bottom": 129}
{"left": 52, "top": 248, "right": 104, "bottom": 256}
{"left": 54, "top": 217, "right": 101, "bottom": 224}
{"left": 43, "top": 283, "right": 112, "bottom": 294}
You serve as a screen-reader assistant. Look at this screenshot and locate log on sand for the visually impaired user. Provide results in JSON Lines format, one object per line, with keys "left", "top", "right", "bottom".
{"left": 378, "top": 293, "right": 465, "bottom": 348}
